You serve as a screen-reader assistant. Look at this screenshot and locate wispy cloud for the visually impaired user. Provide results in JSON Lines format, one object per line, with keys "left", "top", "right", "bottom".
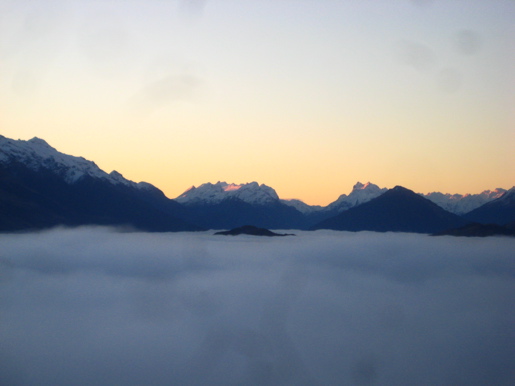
{"left": 127, "top": 74, "right": 201, "bottom": 112}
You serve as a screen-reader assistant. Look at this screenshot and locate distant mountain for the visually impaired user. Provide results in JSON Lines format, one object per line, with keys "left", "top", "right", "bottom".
{"left": 422, "top": 189, "right": 506, "bottom": 215}
{"left": 281, "top": 182, "right": 507, "bottom": 217}
{"left": 463, "top": 187, "right": 515, "bottom": 225}
{"left": 175, "top": 182, "right": 306, "bottom": 230}
{"left": 327, "top": 182, "right": 388, "bottom": 212}
{"left": 282, "top": 182, "right": 387, "bottom": 214}
{"left": 313, "top": 186, "right": 470, "bottom": 234}
{"left": 281, "top": 198, "right": 323, "bottom": 215}
{"left": 0, "top": 135, "right": 200, "bottom": 232}
{"left": 1, "top": 134, "right": 510, "bottom": 233}
{"left": 176, "top": 181, "right": 280, "bottom": 206}
{"left": 282, "top": 181, "right": 388, "bottom": 227}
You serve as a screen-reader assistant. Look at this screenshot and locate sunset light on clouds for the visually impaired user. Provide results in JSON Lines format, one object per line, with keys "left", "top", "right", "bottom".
{"left": 1, "top": 0, "right": 513, "bottom": 205}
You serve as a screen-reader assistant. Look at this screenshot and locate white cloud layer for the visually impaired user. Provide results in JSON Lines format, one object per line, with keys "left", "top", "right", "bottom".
{"left": 1, "top": 228, "right": 514, "bottom": 385}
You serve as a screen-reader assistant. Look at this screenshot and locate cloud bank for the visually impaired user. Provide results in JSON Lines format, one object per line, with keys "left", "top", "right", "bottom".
{"left": 1, "top": 228, "right": 514, "bottom": 385}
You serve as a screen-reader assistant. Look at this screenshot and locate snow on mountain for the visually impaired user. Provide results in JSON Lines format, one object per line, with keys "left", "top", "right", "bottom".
{"left": 422, "top": 189, "right": 506, "bottom": 215}
{"left": 327, "top": 182, "right": 388, "bottom": 212}
{"left": 502, "top": 186, "right": 515, "bottom": 201}
{"left": 281, "top": 199, "right": 323, "bottom": 214}
{"left": 282, "top": 182, "right": 387, "bottom": 214}
{"left": 0, "top": 135, "right": 151, "bottom": 190}
{"left": 175, "top": 181, "right": 280, "bottom": 206}
{"left": 1, "top": 135, "right": 509, "bottom": 215}
{"left": 313, "top": 185, "right": 470, "bottom": 233}
{"left": 282, "top": 183, "right": 510, "bottom": 215}
{"left": 463, "top": 186, "right": 515, "bottom": 225}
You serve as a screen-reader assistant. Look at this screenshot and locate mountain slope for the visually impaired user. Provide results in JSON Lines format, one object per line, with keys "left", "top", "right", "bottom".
{"left": 463, "top": 187, "right": 515, "bottom": 225}
{"left": 422, "top": 189, "right": 506, "bottom": 215}
{"left": 0, "top": 135, "right": 199, "bottom": 232}
{"left": 175, "top": 181, "right": 306, "bottom": 229}
{"left": 176, "top": 181, "right": 280, "bottom": 206}
{"left": 433, "top": 223, "right": 515, "bottom": 237}
{"left": 1, "top": 135, "right": 510, "bottom": 233}
{"left": 281, "top": 182, "right": 388, "bottom": 227}
{"left": 326, "top": 182, "right": 388, "bottom": 212}
{"left": 313, "top": 186, "right": 470, "bottom": 233}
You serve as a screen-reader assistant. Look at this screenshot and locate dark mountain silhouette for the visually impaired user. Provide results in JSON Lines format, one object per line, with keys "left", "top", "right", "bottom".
{"left": 174, "top": 181, "right": 308, "bottom": 230}
{"left": 433, "top": 223, "right": 515, "bottom": 237}
{"left": 0, "top": 138, "right": 200, "bottom": 232}
{"left": 214, "top": 225, "right": 295, "bottom": 236}
{"left": 463, "top": 188, "right": 515, "bottom": 225}
{"left": 1, "top": 135, "right": 510, "bottom": 234}
{"left": 312, "top": 186, "right": 470, "bottom": 234}
{"left": 181, "top": 198, "right": 307, "bottom": 230}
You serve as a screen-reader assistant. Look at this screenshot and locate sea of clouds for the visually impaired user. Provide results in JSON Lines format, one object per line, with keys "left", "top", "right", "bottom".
{"left": 1, "top": 227, "right": 514, "bottom": 385}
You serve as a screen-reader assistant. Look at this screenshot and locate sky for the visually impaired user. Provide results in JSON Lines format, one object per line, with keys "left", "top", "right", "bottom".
{"left": 0, "top": 0, "right": 513, "bottom": 205}
{"left": 1, "top": 227, "right": 514, "bottom": 385}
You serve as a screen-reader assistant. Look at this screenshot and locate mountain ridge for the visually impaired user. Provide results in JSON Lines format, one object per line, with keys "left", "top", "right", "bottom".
{"left": 0, "top": 135, "right": 200, "bottom": 232}
{"left": 176, "top": 181, "right": 279, "bottom": 206}
{"left": 312, "top": 186, "right": 471, "bottom": 233}
{"left": 463, "top": 187, "right": 515, "bottom": 225}
{"left": 1, "top": 135, "right": 512, "bottom": 232}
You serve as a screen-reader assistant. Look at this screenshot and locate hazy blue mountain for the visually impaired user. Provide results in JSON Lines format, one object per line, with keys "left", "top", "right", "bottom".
{"left": 313, "top": 186, "right": 470, "bottom": 234}
{"left": 176, "top": 181, "right": 280, "bottom": 206}
{"left": 176, "top": 183, "right": 307, "bottom": 230}
{"left": 422, "top": 189, "right": 506, "bottom": 214}
{"left": 463, "top": 187, "right": 515, "bottom": 225}
{"left": 282, "top": 181, "right": 389, "bottom": 227}
{"left": 1, "top": 134, "right": 510, "bottom": 233}
{"left": 283, "top": 183, "right": 506, "bottom": 216}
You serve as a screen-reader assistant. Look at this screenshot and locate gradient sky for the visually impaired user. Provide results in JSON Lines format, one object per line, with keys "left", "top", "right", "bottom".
{"left": 1, "top": 0, "right": 513, "bottom": 205}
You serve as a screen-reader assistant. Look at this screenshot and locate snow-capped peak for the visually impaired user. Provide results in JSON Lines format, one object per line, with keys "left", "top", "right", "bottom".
{"left": 327, "top": 182, "right": 387, "bottom": 212}
{"left": 0, "top": 135, "right": 153, "bottom": 190}
{"left": 175, "top": 181, "right": 280, "bottom": 205}
{"left": 281, "top": 198, "right": 323, "bottom": 214}
{"left": 223, "top": 183, "right": 242, "bottom": 192}
{"left": 422, "top": 188, "right": 508, "bottom": 214}
{"left": 352, "top": 181, "right": 384, "bottom": 193}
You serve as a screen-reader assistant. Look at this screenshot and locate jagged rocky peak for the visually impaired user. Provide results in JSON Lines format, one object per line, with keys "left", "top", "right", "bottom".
{"left": 352, "top": 181, "right": 384, "bottom": 193}
{"left": 327, "top": 181, "right": 388, "bottom": 212}
{"left": 352, "top": 181, "right": 371, "bottom": 190}
{"left": 175, "top": 181, "right": 280, "bottom": 205}
{"left": 422, "top": 187, "right": 509, "bottom": 215}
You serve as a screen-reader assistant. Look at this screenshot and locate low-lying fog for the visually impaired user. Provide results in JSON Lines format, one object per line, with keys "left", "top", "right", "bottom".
{"left": 1, "top": 228, "right": 514, "bottom": 385}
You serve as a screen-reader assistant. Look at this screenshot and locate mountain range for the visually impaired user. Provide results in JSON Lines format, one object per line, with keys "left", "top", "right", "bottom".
{"left": 0, "top": 136, "right": 198, "bottom": 232}
{"left": 312, "top": 186, "right": 470, "bottom": 234}
{"left": 1, "top": 135, "right": 513, "bottom": 234}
